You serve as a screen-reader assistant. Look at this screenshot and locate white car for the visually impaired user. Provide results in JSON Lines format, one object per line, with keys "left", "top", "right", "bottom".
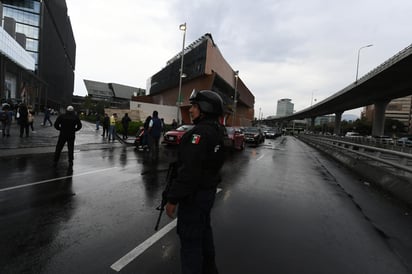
{"left": 345, "top": 132, "right": 361, "bottom": 138}
{"left": 371, "top": 135, "right": 394, "bottom": 144}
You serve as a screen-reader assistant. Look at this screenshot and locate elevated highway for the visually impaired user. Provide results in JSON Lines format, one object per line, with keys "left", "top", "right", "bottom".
{"left": 266, "top": 43, "right": 412, "bottom": 135}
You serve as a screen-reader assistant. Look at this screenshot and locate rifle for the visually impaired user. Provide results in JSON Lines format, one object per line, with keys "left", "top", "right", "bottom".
{"left": 154, "top": 162, "right": 178, "bottom": 231}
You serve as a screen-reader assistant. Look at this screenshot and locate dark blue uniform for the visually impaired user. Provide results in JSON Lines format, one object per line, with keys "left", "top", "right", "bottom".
{"left": 149, "top": 115, "right": 162, "bottom": 157}
{"left": 167, "top": 117, "right": 225, "bottom": 274}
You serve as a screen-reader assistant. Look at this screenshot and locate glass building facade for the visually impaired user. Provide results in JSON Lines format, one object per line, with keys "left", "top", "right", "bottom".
{"left": 2, "top": 0, "right": 40, "bottom": 69}
{"left": 0, "top": 0, "right": 76, "bottom": 112}
{"left": 0, "top": 26, "right": 35, "bottom": 70}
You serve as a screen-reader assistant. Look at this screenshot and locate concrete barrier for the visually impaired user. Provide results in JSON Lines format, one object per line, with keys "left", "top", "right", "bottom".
{"left": 300, "top": 136, "right": 412, "bottom": 206}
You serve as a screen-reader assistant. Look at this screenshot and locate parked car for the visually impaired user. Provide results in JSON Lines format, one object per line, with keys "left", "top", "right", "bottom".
{"left": 243, "top": 127, "right": 265, "bottom": 144}
{"left": 162, "top": 124, "right": 194, "bottom": 145}
{"left": 264, "top": 128, "right": 278, "bottom": 139}
{"left": 396, "top": 136, "right": 412, "bottom": 147}
{"left": 224, "top": 127, "right": 245, "bottom": 150}
{"left": 368, "top": 135, "right": 394, "bottom": 144}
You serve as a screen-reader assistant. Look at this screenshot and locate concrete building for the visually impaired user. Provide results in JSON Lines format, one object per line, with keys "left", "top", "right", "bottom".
{"left": 0, "top": 0, "right": 75, "bottom": 112}
{"left": 138, "top": 33, "right": 255, "bottom": 126}
{"left": 276, "top": 98, "right": 294, "bottom": 117}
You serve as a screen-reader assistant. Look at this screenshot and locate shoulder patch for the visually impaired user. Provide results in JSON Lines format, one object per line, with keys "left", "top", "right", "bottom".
{"left": 191, "top": 134, "right": 201, "bottom": 144}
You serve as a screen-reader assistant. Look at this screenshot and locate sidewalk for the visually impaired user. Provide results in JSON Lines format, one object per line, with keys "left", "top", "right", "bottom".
{"left": 0, "top": 114, "right": 129, "bottom": 158}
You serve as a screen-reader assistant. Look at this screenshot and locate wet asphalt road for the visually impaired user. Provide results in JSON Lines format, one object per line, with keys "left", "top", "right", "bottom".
{"left": 1, "top": 136, "right": 412, "bottom": 274}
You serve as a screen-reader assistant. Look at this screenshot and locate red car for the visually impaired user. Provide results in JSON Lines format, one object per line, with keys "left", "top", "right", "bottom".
{"left": 163, "top": 125, "right": 194, "bottom": 145}
{"left": 224, "top": 127, "right": 245, "bottom": 150}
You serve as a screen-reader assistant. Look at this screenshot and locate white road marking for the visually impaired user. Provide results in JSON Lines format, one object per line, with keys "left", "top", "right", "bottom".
{"left": 0, "top": 167, "right": 118, "bottom": 192}
{"left": 110, "top": 218, "right": 177, "bottom": 272}
{"left": 110, "top": 188, "right": 223, "bottom": 272}
{"left": 256, "top": 154, "right": 265, "bottom": 161}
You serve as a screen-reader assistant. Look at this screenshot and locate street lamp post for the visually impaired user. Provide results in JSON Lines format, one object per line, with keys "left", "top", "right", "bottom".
{"left": 233, "top": 70, "right": 239, "bottom": 126}
{"left": 310, "top": 91, "right": 316, "bottom": 107}
{"left": 176, "top": 22, "right": 187, "bottom": 123}
{"left": 355, "top": 44, "right": 373, "bottom": 83}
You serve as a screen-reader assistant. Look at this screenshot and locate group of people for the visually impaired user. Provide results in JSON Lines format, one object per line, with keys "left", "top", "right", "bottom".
{"left": 94, "top": 111, "right": 164, "bottom": 153}
{"left": 0, "top": 102, "right": 36, "bottom": 138}
{"left": 98, "top": 112, "right": 117, "bottom": 141}
{"left": 96, "top": 112, "right": 130, "bottom": 141}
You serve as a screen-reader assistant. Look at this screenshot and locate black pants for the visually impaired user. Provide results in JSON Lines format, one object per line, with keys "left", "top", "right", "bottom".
{"left": 122, "top": 125, "right": 129, "bottom": 139}
{"left": 54, "top": 134, "right": 75, "bottom": 164}
{"left": 149, "top": 136, "right": 160, "bottom": 156}
{"left": 20, "top": 122, "right": 29, "bottom": 137}
{"left": 177, "top": 190, "right": 218, "bottom": 274}
{"left": 102, "top": 126, "right": 108, "bottom": 137}
{"left": 43, "top": 116, "right": 52, "bottom": 126}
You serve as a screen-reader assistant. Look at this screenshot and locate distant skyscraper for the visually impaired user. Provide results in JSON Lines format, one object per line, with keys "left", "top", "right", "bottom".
{"left": 276, "top": 98, "right": 294, "bottom": 117}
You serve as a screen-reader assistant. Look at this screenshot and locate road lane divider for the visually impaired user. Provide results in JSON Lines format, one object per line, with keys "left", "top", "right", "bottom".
{"left": 110, "top": 188, "right": 223, "bottom": 272}
{"left": 0, "top": 167, "right": 118, "bottom": 192}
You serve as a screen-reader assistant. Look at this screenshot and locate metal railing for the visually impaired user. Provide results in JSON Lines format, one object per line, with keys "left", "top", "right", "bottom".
{"left": 358, "top": 43, "right": 412, "bottom": 84}
{"left": 298, "top": 134, "right": 412, "bottom": 174}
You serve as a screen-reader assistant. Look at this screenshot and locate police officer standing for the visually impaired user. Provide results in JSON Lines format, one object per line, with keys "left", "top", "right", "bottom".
{"left": 148, "top": 110, "right": 162, "bottom": 158}
{"left": 166, "top": 90, "right": 225, "bottom": 274}
{"left": 53, "top": 106, "right": 82, "bottom": 169}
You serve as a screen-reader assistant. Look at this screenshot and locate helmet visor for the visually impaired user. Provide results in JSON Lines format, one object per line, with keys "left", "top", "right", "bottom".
{"left": 189, "top": 89, "right": 198, "bottom": 101}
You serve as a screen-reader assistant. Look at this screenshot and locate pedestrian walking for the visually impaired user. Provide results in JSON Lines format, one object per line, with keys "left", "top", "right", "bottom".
{"left": 1, "top": 103, "right": 12, "bottom": 137}
{"left": 148, "top": 110, "right": 162, "bottom": 157}
{"left": 141, "top": 115, "right": 151, "bottom": 150}
{"left": 53, "top": 106, "right": 82, "bottom": 170}
{"left": 171, "top": 118, "right": 178, "bottom": 129}
{"left": 121, "top": 113, "right": 132, "bottom": 139}
{"left": 108, "top": 113, "right": 118, "bottom": 141}
{"left": 17, "top": 103, "right": 29, "bottom": 137}
{"left": 42, "top": 107, "right": 53, "bottom": 126}
{"left": 102, "top": 113, "right": 109, "bottom": 138}
{"left": 165, "top": 90, "right": 226, "bottom": 274}
{"left": 95, "top": 112, "right": 101, "bottom": 130}
{"left": 28, "top": 106, "right": 35, "bottom": 132}
{"left": 160, "top": 118, "right": 165, "bottom": 135}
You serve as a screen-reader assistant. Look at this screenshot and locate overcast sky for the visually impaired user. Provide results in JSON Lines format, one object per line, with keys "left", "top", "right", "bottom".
{"left": 66, "top": 0, "right": 412, "bottom": 118}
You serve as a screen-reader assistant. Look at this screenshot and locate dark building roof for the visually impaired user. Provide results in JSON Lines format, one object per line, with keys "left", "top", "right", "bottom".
{"left": 84, "top": 79, "right": 145, "bottom": 100}
{"left": 147, "top": 33, "right": 254, "bottom": 110}
{"left": 148, "top": 34, "right": 211, "bottom": 96}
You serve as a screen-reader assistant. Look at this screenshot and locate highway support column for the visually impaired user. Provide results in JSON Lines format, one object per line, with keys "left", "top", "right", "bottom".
{"left": 334, "top": 112, "right": 343, "bottom": 136}
{"left": 372, "top": 100, "right": 389, "bottom": 136}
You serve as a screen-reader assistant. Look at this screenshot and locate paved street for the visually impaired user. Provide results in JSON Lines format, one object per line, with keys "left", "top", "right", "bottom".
{"left": 1, "top": 119, "right": 412, "bottom": 273}
{"left": 0, "top": 114, "right": 125, "bottom": 158}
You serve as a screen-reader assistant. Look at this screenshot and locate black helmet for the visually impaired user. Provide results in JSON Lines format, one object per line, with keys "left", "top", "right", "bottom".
{"left": 189, "top": 90, "right": 223, "bottom": 115}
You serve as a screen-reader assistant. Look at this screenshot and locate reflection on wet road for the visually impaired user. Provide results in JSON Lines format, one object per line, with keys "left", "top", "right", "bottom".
{"left": 0, "top": 137, "right": 411, "bottom": 274}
